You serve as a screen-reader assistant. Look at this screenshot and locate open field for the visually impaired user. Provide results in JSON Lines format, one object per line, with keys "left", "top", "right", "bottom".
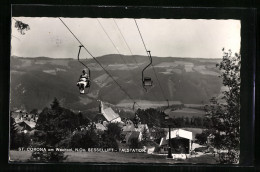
{"left": 9, "top": 151, "right": 218, "bottom": 164}
{"left": 117, "top": 100, "right": 182, "bottom": 109}
{"left": 165, "top": 108, "right": 205, "bottom": 118}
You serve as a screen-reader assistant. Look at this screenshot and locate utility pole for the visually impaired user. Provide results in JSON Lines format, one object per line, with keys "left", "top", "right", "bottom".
{"left": 165, "top": 115, "right": 173, "bottom": 159}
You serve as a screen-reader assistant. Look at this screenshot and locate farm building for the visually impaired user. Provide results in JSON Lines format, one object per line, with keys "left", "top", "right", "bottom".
{"left": 159, "top": 129, "right": 193, "bottom": 154}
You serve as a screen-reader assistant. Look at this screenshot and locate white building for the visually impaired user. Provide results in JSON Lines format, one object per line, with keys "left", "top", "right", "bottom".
{"left": 99, "top": 101, "right": 121, "bottom": 123}
{"left": 159, "top": 129, "right": 193, "bottom": 155}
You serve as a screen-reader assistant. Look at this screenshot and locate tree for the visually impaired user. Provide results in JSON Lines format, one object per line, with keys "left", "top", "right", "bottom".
{"left": 136, "top": 108, "right": 167, "bottom": 128}
{"left": 150, "top": 127, "right": 166, "bottom": 144}
{"left": 205, "top": 49, "right": 240, "bottom": 164}
{"left": 142, "top": 126, "right": 149, "bottom": 141}
{"left": 106, "top": 122, "right": 122, "bottom": 140}
{"left": 185, "top": 117, "right": 190, "bottom": 126}
{"left": 31, "top": 107, "right": 68, "bottom": 162}
{"left": 70, "top": 129, "right": 99, "bottom": 149}
{"left": 132, "top": 113, "right": 141, "bottom": 128}
{"left": 30, "top": 109, "right": 38, "bottom": 115}
{"left": 14, "top": 19, "right": 30, "bottom": 35}
{"left": 10, "top": 117, "right": 31, "bottom": 149}
{"left": 195, "top": 130, "right": 214, "bottom": 145}
{"left": 51, "top": 97, "right": 61, "bottom": 112}
{"left": 77, "top": 112, "right": 90, "bottom": 126}
{"left": 10, "top": 117, "right": 18, "bottom": 149}
{"left": 31, "top": 98, "right": 81, "bottom": 162}
{"left": 129, "top": 138, "right": 142, "bottom": 149}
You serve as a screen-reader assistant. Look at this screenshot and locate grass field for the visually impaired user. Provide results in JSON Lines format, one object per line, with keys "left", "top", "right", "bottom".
{"left": 9, "top": 151, "right": 218, "bottom": 164}
{"left": 165, "top": 107, "right": 205, "bottom": 118}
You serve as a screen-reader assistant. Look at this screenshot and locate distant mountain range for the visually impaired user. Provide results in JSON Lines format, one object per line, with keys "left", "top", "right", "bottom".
{"left": 10, "top": 55, "right": 223, "bottom": 112}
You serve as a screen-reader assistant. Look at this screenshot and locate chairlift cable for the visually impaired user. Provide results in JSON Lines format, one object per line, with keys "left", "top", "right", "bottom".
{"left": 134, "top": 19, "right": 149, "bottom": 56}
{"left": 58, "top": 17, "right": 141, "bottom": 108}
{"left": 97, "top": 19, "right": 132, "bottom": 70}
{"left": 99, "top": 18, "right": 159, "bottom": 102}
{"left": 97, "top": 18, "right": 136, "bottom": 76}
{"left": 113, "top": 19, "right": 141, "bottom": 70}
{"left": 114, "top": 20, "right": 159, "bottom": 99}
{"left": 97, "top": 19, "right": 147, "bottom": 95}
{"left": 134, "top": 19, "right": 168, "bottom": 104}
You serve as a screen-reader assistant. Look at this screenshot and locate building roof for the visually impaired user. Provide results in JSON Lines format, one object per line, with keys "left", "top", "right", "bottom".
{"left": 165, "top": 129, "right": 193, "bottom": 141}
{"left": 102, "top": 107, "right": 120, "bottom": 122}
{"left": 95, "top": 123, "right": 107, "bottom": 131}
{"left": 159, "top": 137, "right": 167, "bottom": 146}
{"left": 17, "top": 120, "right": 36, "bottom": 129}
{"left": 122, "top": 125, "right": 136, "bottom": 132}
{"left": 14, "top": 110, "right": 22, "bottom": 113}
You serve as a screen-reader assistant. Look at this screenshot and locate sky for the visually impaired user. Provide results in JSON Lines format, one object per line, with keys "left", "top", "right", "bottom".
{"left": 11, "top": 17, "right": 241, "bottom": 59}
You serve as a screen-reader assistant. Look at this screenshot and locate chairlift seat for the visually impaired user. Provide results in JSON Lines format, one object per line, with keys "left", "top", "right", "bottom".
{"left": 86, "top": 80, "right": 91, "bottom": 88}
{"left": 143, "top": 77, "right": 153, "bottom": 86}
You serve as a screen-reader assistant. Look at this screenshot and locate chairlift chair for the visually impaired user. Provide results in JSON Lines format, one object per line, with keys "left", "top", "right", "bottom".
{"left": 77, "top": 45, "right": 91, "bottom": 94}
{"left": 143, "top": 77, "right": 153, "bottom": 86}
{"left": 142, "top": 51, "right": 153, "bottom": 90}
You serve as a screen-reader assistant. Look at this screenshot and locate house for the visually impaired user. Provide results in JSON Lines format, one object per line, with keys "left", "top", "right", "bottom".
{"left": 121, "top": 123, "right": 149, "bottom": 144}
{"left": 16, "top": 120, "right": 36, "bottom": 134}
{"left": 11, "top": 110, "right": 38, "bottom": 122}
{"left": 11, "top": 110, "right": 27, "bottom": 120}
{"left": 122, "top": 124, "right": 136, "bottom": 133}
{"left": 159, "top": 129, "right": 193, "bottom": 154}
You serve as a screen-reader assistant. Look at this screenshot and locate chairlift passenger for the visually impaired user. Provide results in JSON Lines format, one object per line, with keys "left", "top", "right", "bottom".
{"left": 77, "top": 69, "right": 90, "bottom": 94}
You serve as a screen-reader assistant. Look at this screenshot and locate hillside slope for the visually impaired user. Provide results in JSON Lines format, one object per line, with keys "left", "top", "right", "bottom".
{"left": 10, "top": 55, "right": 222, "bottom": 111}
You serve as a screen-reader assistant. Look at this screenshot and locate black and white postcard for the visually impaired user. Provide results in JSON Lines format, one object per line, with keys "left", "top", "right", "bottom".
{"left": 9, "top": 5, "right": 252, "bottom": 165}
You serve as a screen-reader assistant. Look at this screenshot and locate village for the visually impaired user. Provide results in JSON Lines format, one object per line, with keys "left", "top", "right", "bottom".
{"left": 10, "top": 99, "right": 219, "bottom": 163}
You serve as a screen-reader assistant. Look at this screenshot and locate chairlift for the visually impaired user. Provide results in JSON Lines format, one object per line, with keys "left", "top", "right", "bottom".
{"left": 76, "top": 45, "right": 91, "bottom": 94}
{"left": 142, "top": 50, "right": 153, "bottom": 91}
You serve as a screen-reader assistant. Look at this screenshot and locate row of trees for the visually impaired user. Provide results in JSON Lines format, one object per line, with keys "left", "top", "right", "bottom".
{"left": 135, "top": 108, "right": 167, "bottom": 128}
{"left": 168, "top": 116, "right": 213, "bottom": 128}
{"left": 133, "top": 108, "right": 213, "bottom": 129}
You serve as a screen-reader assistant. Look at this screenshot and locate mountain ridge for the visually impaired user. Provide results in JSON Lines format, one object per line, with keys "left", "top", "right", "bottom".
{"left": 10, "top": 54, "right": 223, "bottom": 112}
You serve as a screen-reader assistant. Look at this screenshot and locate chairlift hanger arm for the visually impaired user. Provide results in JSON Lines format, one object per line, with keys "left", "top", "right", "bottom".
{"left": 77, "top": 45, "right": 91, "bottom": 78}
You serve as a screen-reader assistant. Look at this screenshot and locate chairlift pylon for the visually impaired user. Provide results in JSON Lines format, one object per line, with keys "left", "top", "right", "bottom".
{"left": 132, "top": 102, "right": 136, "bottom": 111}
{"left": 142, "top": 50, "right": 153, "bottom": 91}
